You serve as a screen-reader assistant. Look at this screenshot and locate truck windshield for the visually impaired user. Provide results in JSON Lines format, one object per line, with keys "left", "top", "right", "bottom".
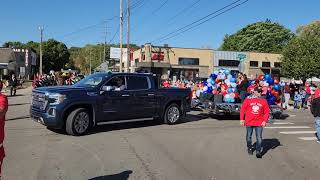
{"left": 74, "top": 73, "right": 109, "bottom": 88}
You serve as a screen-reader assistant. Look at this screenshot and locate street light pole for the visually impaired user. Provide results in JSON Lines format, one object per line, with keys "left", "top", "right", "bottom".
{"left": 39, "top": 26, "right": 44, "bottom": 75}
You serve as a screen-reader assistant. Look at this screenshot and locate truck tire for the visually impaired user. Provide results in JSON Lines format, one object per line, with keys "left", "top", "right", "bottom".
{"left": 66, "top": 108, "right": 91, "bottom": 136}
{"left": 164, "top": 103, "right": 181, "bottom": 125}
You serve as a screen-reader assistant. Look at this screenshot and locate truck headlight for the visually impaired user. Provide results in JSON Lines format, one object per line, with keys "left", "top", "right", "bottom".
{"left": 46, "top": 93, "right": 66, "bottom": 105}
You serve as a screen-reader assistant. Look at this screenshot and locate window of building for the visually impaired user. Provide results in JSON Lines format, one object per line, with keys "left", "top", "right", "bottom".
{"left": 218, "top": 60, "right": 240, "bottom": 67}
{"left": 178, "top": 58, "right": 199, "bottom": 65}
{"left": 274, "top": 62, "right": 281, "bottom": 68}
{"left": 126, "top": 76, "right": 149, "bottom": 90}
{"left": 262, "top": 62, "right": 271, "bottom": 67}
{"left": 250, "top": 61, "right": 259, "bottom": 67}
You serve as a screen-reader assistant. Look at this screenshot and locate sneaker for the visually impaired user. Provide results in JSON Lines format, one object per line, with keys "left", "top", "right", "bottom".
{"left": 256, "top": 152, "right": 262, "bottom": 158}
{"left": 247, "top": 148, "right": 253, "bottom": 155}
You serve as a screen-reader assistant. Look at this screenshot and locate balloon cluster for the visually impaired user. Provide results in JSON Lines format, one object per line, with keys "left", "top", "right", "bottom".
{"left": 247, "top": 74, "right": 282, "bottom": 105}
{"left": 196, "top": 68, "right": 239, "bottom": 103}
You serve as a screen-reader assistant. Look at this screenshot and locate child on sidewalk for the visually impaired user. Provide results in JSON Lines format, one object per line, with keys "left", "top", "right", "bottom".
{"left": 294, "top": 91, "right": 302, "bottom": 109}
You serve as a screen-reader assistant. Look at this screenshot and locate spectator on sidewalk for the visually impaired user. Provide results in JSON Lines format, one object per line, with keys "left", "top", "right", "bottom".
{"left": 293, "top": 91, "right": 302, "bottom": 109}
{"left": 283, "top": 82, "right": 291, "bottom": 110}
{"left": 240, "top": 87, "right": 270, "bottom": 158}
{"left": 305, "top": 82, "right": 311, "bottom": 107}
{"left": 8, "top": 74, "right": 18, "bottom": 96}
{"left": 311, "top": 86, "right": 320, "bottom": 143}
{"left": 0, "top": 81, "right": 8, "bottom": 178}
{"left": 300, "top": 87, "right": 307, "bottom": 109}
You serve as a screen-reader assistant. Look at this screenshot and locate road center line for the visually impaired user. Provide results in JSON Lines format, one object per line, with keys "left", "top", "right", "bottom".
{"left": 279, "top": 131, "right": 316, "bottom": 134}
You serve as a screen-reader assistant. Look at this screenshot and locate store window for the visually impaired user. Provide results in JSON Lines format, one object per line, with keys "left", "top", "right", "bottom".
{"left": 178, "top": 58, "right": 199, "bottom": 65}
{"left": 218, "top": 60, "right": 240, "bottom": 67}
{"left": 274, "top": 62, "right": 281, "bottom": 68}
{"left": 262, "top": 62, "right": 271, "bottom": 67}
{"left": 250, "top": 61, "right": 259, "bottom": 67}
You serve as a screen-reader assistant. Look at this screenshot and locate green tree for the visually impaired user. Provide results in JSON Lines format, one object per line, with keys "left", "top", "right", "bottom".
{"left": 42, "top": 39, "right": 70, "bottom": 72}
{"left": 281, "top": 21, "right": 320, "bottom": 80}
{"left": 2, "top": 41, "right": 26, "bottom": 48}
{"left": 220, "top": 20, "right": 294, "bottom": 53}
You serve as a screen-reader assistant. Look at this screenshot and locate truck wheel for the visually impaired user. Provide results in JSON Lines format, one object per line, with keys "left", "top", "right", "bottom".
{"left": 164, "top": 103, "right": 181, "bottom": 125}
{"left": 66, "top": 108, "right": 91, "bottom": 136}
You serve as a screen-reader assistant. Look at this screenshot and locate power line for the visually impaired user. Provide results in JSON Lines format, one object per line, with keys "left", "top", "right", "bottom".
{"left": 57, "top": 16, "right": 118, "bottom": 39}
{"left": 167, "top": 0, "right": 201, "bottom": 25}
{"left": 151, "top": 0, "right": 168, "bottom": 15}
{"left": 156, "top": 0, "right": 249, "bottom": 43}
{"left": 151, "top": 0, "right": 244, "bottom": 43}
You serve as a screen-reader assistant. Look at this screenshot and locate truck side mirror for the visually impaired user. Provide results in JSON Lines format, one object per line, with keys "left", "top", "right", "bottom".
{"left": 102, "top": 86, "right": 113, "bottom": 92}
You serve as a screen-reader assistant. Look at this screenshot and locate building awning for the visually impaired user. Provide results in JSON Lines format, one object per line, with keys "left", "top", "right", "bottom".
{"left": 136, "top": 62, "right": 171, "bottom": 68}
{"left": 172, "top": 65, "right": 209, "bottom": 69}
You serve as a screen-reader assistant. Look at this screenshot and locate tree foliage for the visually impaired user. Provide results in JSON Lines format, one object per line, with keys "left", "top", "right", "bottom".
{"left": 220, "top": 20, "right": 294, "bottom": 53}
{"left": 42, "top": 39, "right": 70, "bottom": 72}
{"left": 281, "top": 21, "right": 320, "bottom": 80}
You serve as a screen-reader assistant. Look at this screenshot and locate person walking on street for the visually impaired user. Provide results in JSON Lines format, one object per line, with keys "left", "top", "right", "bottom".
{"left": 9, "top": 74, "right": 18, "bottom": 96}
{"left": 0, "top": 81, "right": 8, "bottom": 179}
{"left": 311, "top": 86, "right": 320, "bottom": 143}
{"left": 240, "top": 87, "right": 270, "bottom": 158}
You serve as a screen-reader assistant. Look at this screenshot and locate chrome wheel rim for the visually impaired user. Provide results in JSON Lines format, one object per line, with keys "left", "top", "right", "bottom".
{"left": 74, "top": 112, "right": 89, "bottom": 134}
{"left": 168, "top": 106, "right": 180, "bottom": 123}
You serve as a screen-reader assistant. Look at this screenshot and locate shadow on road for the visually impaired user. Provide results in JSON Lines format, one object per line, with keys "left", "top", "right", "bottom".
{"left": 211, "top": 114, "right": 240, "bottom": 120}
{"left": 253, "top": 138, "right": 281, "bottom": 157}
{"left": 88, "top": 170, "right": 132, "bottom": 180}
{"left": 88, "top": 114, "right": 208, "bottom": 135}
{"left": 9, "top": 102, "right": 30, "bottom": 106}
{"left": 7, "top": 94, "right": 25, "bottom": 98}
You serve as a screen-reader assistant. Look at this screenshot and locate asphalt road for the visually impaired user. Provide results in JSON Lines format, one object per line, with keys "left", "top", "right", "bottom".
{"left": 3, "top": 87, "right": 320, "bottom": 180}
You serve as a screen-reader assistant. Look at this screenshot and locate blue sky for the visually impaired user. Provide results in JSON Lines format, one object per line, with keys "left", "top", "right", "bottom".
{"left": 0, "top": 0, "right": 319, "bottom": 49}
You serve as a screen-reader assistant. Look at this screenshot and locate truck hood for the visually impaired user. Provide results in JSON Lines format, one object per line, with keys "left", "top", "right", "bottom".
{"left": 34, "top": 86, "right": 91, "bottom": 93}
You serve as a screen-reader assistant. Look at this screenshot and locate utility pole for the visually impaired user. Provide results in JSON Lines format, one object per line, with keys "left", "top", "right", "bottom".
{"left": 119, "top": 0, "right": 123, "bottom": 72}
{"left": 39, "top": 26, "right": 44, "bottom": 75}
{"left": 104, "top": 22, "right": 107, "bottom": 63}
{"left": 126, "top": 0, "right": 131, "bottom": 72}
{"left": 89, "top": 48, "right": 92, "bottom": 74}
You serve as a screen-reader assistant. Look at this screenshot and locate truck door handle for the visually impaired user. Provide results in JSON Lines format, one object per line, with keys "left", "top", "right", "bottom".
{"left": 148, "top": 94, "right": 155, "bottom": 96}
{"left": 122, "top": 94, "right": 130, "bottom": 97}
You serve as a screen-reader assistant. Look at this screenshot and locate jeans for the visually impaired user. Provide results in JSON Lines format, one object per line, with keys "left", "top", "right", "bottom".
{"left": 315, "top": 117, "right": 320, "bottom": 141}
{"left": 246, "top": 126, "right": 263, "bottom": 153}
{"left": 294, "top": 101, "right": 301, "bottom": 108}
{"left": 10, "top": 87, "right": 16, "bottom": 96}
{"left": 240, "top": 91, "right": 247, "bottom": 103}
{"left": 304, "top": 94, "right": 311, "bottom": 106}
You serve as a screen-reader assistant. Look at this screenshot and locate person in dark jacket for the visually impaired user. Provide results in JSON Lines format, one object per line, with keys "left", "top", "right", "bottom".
{"left": 237, "top": 74, "right": 249, "bottom": 103}
{"left": 311, "top": 87, "right": 320, "bottom": 143}
{"left": 8, "top": 74, "right": 18, "bottom": 96}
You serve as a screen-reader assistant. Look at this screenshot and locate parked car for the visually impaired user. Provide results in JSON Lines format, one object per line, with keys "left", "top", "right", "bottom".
{"left": 30, "top": 72, "right": 191, "bottom": 135}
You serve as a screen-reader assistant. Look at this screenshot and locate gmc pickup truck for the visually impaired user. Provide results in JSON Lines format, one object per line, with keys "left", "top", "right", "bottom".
{"left": 30, "top": 73, "right": 191, "bottom": 135}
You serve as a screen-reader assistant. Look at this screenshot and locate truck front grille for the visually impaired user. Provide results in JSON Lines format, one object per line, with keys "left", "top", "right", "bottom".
{"left": 32, "top": 92, "right": 46, "bottom": 110}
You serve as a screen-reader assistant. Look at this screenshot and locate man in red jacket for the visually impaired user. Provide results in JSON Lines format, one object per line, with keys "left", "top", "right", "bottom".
{"left": 0, "top": 81, "right": 8, "bottom": 178}
{"left": 240, "top": 87, "right": 270, "bottom": 158}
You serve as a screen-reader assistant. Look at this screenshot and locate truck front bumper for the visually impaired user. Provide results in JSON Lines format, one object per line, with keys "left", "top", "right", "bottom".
{"left": 30, "top": 106, "right": 64, "bottom": 129}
